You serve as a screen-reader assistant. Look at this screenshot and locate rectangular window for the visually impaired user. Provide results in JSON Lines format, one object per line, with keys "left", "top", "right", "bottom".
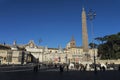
{"left": 7, "top": 52, "right": 12, "bottom": 62}
{"left": 18, "top": 52, "right": 22, "bottom": 62}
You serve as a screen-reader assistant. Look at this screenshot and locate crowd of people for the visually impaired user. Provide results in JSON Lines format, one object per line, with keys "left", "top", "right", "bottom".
{"left": 33, "top": 62, "right": 120, "bottom": 72}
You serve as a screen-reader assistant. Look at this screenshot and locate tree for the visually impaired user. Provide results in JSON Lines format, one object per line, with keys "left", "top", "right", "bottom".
{"left": 89, "top": 43, "right": 98, "bottom": 49}
{"left": 95, "top": 37, "right": 106, "bottom": 44}
{"left": 96, "top": 32, "right": 120, "bottom": 59}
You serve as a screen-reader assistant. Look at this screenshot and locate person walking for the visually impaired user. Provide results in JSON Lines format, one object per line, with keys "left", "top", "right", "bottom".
{"left": 59, "top": 65, "right": 63, "bottom": 72}
{"left": 66, "top": 64, "right": 69, "bottom": 72}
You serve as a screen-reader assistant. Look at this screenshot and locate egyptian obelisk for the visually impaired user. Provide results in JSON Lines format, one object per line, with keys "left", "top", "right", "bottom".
{"left": 82, "top": 7, "right": 89, "bottom": 52}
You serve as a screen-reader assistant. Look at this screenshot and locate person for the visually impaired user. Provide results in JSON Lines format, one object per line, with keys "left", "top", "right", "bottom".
{"left": 83, "top": 64, "right": 87, "bottom": 71}
{"left": 102, "top": 66, "right": 105, "bottom": 71}
{"left": 76, "top": 64, "right": 79, "bottom": 70}
{"left": 55, "top": 64, "right": 57, "bottom": 68}
{"left": 59, "top": 65, "right": 63, "bottom": 72}
{"left": 33, "top": 65, "right": 36, "bottom": 72}
{"left": 79, "top": 64, "right": 82, "bottom": 71}
{"left": 66, "top": 64, "right": 69, "bottom": 72}
{"left": 118, "top": 65, "right": 120, "bottom": 71}
{"left": 33, "top": 64, "right": 38, "bottom": 72}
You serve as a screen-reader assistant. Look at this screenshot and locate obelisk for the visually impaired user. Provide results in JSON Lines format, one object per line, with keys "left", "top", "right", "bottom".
{"left": 82, "top": 7, "right": 89, "bottom": 52}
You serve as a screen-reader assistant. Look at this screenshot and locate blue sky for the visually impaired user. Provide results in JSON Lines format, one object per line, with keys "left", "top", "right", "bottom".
{"left": 0, "top": 0, "right": 120, "bottom": 48}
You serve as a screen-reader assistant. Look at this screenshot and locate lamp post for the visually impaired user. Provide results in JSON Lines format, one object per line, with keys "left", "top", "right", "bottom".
{"left": 38, "top": 38, "right": 42, "bottom": 63}
{"left": 88, "top": 9, "right": 96, "bottom": 73}
{"left": 42, "top": 47, "right": 44, "bottom": 64}
{"left": 65, "top": 54, "right": 68, "bottom": 64}
{"left": 37, "top": 52, "right": 40, "bottom": 64}
{"left": 59, "top": 57, "right": 61, "bottom": 62}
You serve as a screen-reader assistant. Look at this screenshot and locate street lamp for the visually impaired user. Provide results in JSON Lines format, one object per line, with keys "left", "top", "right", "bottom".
{"left": 38, "top": 38, "right": 42, "bottom": 63}
{"left": 65, "top": 54, "right": 68, "bottom": 64}
{"left": 59, "top": 57, "right": 61, "bottom": 62}
{"left": 37, "top": 52, "right": 40, "bottom": 64}
{"left": 88, "top": 9, "right": 96, "bottom": 72}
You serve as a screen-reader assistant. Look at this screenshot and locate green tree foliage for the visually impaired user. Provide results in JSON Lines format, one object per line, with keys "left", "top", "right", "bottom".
{"left": 96, "top": 32, "right": 120, "bottom": 60}
{"left": 89, "top": 43, "right": 98, "bottom": 49}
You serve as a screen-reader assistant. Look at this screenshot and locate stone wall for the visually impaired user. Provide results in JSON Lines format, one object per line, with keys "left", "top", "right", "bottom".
{"left": 96, "top": 59, "right": 120, "bottom": 64}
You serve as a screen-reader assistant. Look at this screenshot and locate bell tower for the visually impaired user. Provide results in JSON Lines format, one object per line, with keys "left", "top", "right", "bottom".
{"left": 70, "top": 36, "right": 76, "bottom": 48}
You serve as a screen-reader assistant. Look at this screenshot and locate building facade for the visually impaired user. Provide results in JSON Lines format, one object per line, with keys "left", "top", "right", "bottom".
{"left": 0, "top": 43, "right": 32, "bottom": 65}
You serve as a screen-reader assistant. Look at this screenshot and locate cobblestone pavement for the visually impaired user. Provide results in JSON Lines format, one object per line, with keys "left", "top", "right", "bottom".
{"left": 0, "top": 70, "right": 120, "bottom": 80}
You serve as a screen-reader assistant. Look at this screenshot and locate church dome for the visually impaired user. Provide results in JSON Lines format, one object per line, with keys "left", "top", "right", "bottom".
{"left": 66, "top": 42, "right": 70, "bottom": 49}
